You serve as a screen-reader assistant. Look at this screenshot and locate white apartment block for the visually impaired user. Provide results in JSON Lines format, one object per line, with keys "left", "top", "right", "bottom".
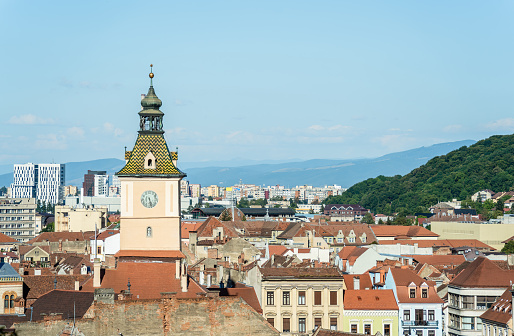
{"left": 11, "top": 163, "right": 65, "bottom": 204}
{"left": 94, "top": 174, "right": 109, "bottom": 196}
{"left": 0, "top": 198, "right": 39, "bottom": 242}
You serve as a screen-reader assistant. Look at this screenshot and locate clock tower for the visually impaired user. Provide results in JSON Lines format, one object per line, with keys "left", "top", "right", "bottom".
{"left": 115, "top": 66, "right": 186, "bottom": 256}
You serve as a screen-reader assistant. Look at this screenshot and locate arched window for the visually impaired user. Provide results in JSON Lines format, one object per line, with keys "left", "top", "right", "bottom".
{"left": 148, "top": 159, "right": 153, "bottom": 167}
{"left": 146, "top": 227, "right": 152, "bottom": 237}
{"left": 3, "top": 295, "right": 8, "bottom": 308}
{"left": 9, "top": 295, "right": 14, "bottom": 308}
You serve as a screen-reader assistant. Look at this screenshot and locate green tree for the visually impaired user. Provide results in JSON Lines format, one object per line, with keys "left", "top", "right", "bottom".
{"left": 41, "top": 222, "right": 54, "bottom": 232}
{"left": 0, "top": 186, "right": 6, "bottom": 196}
{"left": 220, "top": 210, "right": 232, "bottom": 221}
{"left": 501, "top": 241, "right": 514, "bottom": 254}
{"left": 237, "top": 198, "right": 250, "bottom": 208}
{"left": 360, "top": 212, "right": 375, "bottom": 224}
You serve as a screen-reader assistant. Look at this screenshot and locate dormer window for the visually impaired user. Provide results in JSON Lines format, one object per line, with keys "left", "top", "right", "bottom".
{"left": 144, "top": 152, "right": 157, "bottom": 169}
{"left": 410, "top": 288, "right": 416, "bottom": 298}
{"left": 422, "top": 288, "right": 428, "bottom": 298}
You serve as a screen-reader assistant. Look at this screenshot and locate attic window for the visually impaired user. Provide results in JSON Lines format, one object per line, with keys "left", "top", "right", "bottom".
{"left": 148, "top": 159, "right": 153, "bottom": 167}
{"left": 410, "top": 288, "right": 416, "bottom": 298}
{"left": 422, "top": 288, "right": 428, "bottom": 298}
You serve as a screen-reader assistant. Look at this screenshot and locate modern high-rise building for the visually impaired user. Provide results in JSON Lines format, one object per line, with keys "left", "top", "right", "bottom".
{"left": 10, "top": 163, "right": 65, "bottom": 204}
{"left": 82, "top": 170, "right": 106, "bottom": 196}
{"left": 94, "top": 174, "right": 109, "bottom": 196}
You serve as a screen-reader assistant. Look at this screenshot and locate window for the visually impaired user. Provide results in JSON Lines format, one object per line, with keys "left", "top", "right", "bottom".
{"left": 351, "top": 324, "right": 358, "bottom": 333}
{"left": 314, "top": 318, "right": 322, "bottom": 330}
{"left": 330, "top": 291, "right": 337, "bottom": 305}
{"left": 283, "top": 318, "right": 290, "bottom": 332}
{"left": 449, "top": 293, "right": 458, "bottom": 308}
{"left": 462, "top": 296, "right": 474, "bottom": 309}
{"left": 462, "top": 316, "right": 475, "bottom": 330}
{"left": 428, "top": 331, "right": 435, "bottom": 336}
{"left": 416, "top": 331, "right": 423, "bottom": 336}
{"left": 449, "top": 313, "right": 460, "bottom": 329}
{"left": 477, "top": 296, "right": 497, "bottom": 309}
{"left": 299, "top": 318, "right": 306, "bottom": 333}
{"left": 9, "top": 295, "right": 13, "bottom": 309}
{"left": 298, "top": 291, "right": 306, "bottom": 305}
{"left": 148, "top": 159, "right": 153, "bottom": 167}
{"left": 404, "top": 310, "right": 411, "bottom": 321}
{"left": 410, "top": 288, "right": 416, "bottom": 298}
{"left": 146, "top": 226, "right": 152, "bottom": 238}
{"left": 384, "top": 324, "right": 391, "bottom": 336}
{"left": 283, "top": 291, "right": 290, "bottom": 305}
{"left": 364, "top": 324, "right": 371, "bottom": 335}
{"left": 267, "top": 318, "right": 274, "bottom": 327}
{"left": 428, "top": 310, "right": 435, "bottom": 321}
{"left": 348, "top": 237, "right": 356, "bottom": 243}
{"left": 314, "top": 291, "right": 322, "bottom": 305}
{"left": 337, "top": 238, "right": 343, "bottom": 243}
{"left": 267, "top": 291, "right": 274, "bottom": 305}
{"left": 3, "top": 296, "right": 7, "bottom": 308}
{"left": 330, "top": 318, "right": 337, "bottom": 331}
{"left": 422, "top": 288, "right": 428, "bottom": 298}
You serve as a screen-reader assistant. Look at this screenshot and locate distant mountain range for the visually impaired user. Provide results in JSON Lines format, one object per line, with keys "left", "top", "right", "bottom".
{"left": 0, "top": 140, "right": 475, "bottom": 189}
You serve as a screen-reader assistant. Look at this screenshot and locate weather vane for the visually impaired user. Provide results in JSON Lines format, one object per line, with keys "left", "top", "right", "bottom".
{"left": 149, "top": 64, "right": 154, "bottom": 85}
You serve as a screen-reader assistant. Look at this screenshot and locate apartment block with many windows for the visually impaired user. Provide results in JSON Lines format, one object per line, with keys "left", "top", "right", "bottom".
{"left": 247, "top": 266, "right": 344, "bottom": 334}
{"left": 0, "top": 198, "right": 39, "bottom": 242}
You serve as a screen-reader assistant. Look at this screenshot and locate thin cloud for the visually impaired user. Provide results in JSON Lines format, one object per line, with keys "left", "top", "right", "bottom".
{"left": 486, "top": 118, "right": 514, "bottom": 130}
{"left": 8, "top": 114, "right": 54, "bottom": 125}
{"left": 443, "top": 124, "right": 462, "bottom": 133}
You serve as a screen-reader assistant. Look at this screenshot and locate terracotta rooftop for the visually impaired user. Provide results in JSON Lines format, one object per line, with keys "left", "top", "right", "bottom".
{"left": 371, "top": 225, "right": 439, "bottom": 238}
{"left": 344, "top": 289, "right": 398, "bottom": 310}
{"left": 100, "top": 261, "right": 206, "bottom": 299}
{"left": 208, "top": 285, "right": 262, "bottom": 314}
{"left": 96, "top": 230, "right": 119, "bottom": 241}
{"left": 19, "top": 245, "right": 51, "bottom": 257}
{"left": 268, "top": 245, "right": 289, "bottom": 257}
{"left": 181, "top": 222, "right": 202, "bottom": 238}
{"left": 342, "top": 274, "right": 373, "bottom": 290}
{"left": 450, "top": 257, "right": 514, "bottom": 288}
{"left": 24, "top": 275, "right": 92, "bottom": 300}
{"left": 480, "top": 289, "right": 512, "bottom": 324}
{"left": 28, "top": 231, "right": 95, "bottom": 244}
{"left": 196, "top": 216, "right": 240, "bottom": 239}
{"left": 390, "top": 268, "right": 443, "bottom": 304}
{"left": 377, "top": 239, "right": 495, "bottom": 250}
{"left": 30, "top": 290, "right": 94, "bottom": 321}
{"left": 260, "top": 267, "right": 342, "bottom": 279}
{"left": 409, "top": 255, "right": 466, "bottom": 268}
{"left": 114, "top": 250, "right": 185, "bottom": 259}
{"left": 0, "top": 232, "right": 20, "bottom": 244}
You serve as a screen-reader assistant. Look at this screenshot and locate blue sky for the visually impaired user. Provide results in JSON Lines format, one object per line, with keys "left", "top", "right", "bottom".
{"left": 1, "top": 1, "right": 514, "bottom": 166}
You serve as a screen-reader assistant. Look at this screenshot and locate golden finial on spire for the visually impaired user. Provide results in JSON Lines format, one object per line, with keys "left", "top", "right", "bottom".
{"left": 149, "top": 64, "right": 154, "bottom": 79}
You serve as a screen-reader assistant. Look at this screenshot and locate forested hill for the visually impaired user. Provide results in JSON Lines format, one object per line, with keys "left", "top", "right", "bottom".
{"left": 324, "top": 134, "right": 514, "bottom": 215}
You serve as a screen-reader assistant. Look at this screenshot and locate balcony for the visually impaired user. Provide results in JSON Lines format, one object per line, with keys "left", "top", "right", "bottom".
{"left": 402, "top": 321, "right": 438, "bottom": 327}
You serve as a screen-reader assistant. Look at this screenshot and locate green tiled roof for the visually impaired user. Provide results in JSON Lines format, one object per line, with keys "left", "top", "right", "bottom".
{"left": 116, "top": 134, "right": 186, "bottom": 177}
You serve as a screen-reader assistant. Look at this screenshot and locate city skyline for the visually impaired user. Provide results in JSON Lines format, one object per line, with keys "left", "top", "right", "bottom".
{"left": 2, "top": 1, "right": 514, "bottom": 166}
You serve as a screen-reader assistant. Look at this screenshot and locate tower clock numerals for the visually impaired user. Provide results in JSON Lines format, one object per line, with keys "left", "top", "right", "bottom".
{"left": 141, "top": 190, "right": 158, "bottom": 208}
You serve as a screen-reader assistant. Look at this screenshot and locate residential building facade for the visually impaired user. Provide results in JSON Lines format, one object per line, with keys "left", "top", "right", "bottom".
{"left": 0, "top": 198, "right": 39, "bottom": 242}
{"left": 11, "top": 163, "right": 65, "bottom": 204}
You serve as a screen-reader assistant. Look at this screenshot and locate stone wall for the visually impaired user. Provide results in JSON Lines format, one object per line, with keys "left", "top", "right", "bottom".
{"left": 13, "top": 295, "right": 278, "bottom": 336}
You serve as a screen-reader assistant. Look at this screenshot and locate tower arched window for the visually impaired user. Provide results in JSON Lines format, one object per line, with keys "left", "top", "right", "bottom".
{"left": 3, "top": 296, "right": 8, "bottom": 309}
{"left": 147, "top": 226, "right": 152, "bottom": 237}
{"left": 9, "top": 295, "right": 14, "bottom": 308}
{"left": 148, "top": 159, "right": 153, "bottom": 167}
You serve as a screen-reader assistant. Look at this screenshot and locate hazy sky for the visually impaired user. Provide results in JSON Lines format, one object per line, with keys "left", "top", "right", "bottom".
{"left": 1, "top": 1, "right": 514, "bottom": 166}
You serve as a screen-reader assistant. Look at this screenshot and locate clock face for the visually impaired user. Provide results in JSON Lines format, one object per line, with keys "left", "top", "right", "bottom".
{"left": 141, "top": 190, "right": 158, "bottom": 208}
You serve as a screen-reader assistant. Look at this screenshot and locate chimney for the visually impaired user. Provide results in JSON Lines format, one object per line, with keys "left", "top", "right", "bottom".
{"left": 175, "top": 260, "right": 180, "bottom": 279}
{"left": 199, "top": 271, "right": 205, "bottom": 285}
{"left": 189, "top": 231, "right": 198, "bottom": 255}
{"left": 18, "top": 267, "right": 24, "bottom": 276}
{"left": 510, "top": 282, "right": 514, "bottom": 327}
{"left": 75, "top": 280, "right": 80, "bottom": 291}
{"left": 180, "top": 260, "right": 188, "bottom": 293}
{"left": 93, "top": 258, "right": 101, "bottom": 287}
{"left": 34, "top": 269, "right": 41, "bottom": 276}
{"left": 354, "top": 276, "right": 360, "bottom": 290}
{"left": 207, "top": 274, "right": 212, "bottom": 287}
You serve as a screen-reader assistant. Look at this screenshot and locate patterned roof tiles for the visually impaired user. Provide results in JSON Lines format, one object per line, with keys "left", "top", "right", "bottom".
{"left": 116, "top": 134, "right": 185, "bottom": 177}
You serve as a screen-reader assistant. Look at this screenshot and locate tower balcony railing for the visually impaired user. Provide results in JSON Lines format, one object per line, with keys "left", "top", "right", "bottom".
{"left": 402, "top": 320, "right": 438, "bottom": 327}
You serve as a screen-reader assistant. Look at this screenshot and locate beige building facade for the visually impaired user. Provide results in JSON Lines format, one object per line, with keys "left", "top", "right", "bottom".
{"left": 430, "top": 221, "right": 514, "bottom": 250}
{"left": 55, "top": 205, "right": 108, "bottom": 232}
{"left": 248, "top": 267, "right": 344, "bottom": 334}
{"left": 0, "top": 198, "right": 39, "bottom": 242}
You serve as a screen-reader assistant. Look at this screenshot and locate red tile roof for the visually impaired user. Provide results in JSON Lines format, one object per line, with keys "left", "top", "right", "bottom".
{"left": 196, "top": 216, "right": 240, "bottom": 238}
{"left": 209, "top": 285, "right": 262, "bottom": 314}
{"left": 100, "top": 261, "right": 205, "bottom": 299}
{"left": 372, "top": 225, "right": 439, "bottom": 238}
{"left": 268, "top": 245, "right": 289, "bottom": 257}
{"left": 378, "top": 239, "right": 495, "bottom": 250}
{"left": 114, "top": 250, "right": 185, "bottom": 258}
{"left": 28, "top": 231, "right": 95, "bottom": 244}
{"left": 181, "top": 222, "right": 202, "bottom": 238}
{"left": 30, "top": 290, "right": 94, "bottom": 322}
{"left": 480, "top": 289, "right": 512, "bottom": 324}
{"left": 343, "top": 289, "right": 398, "bottom": 310}
{"left": 24, "top": 275, "right": 92, "bottom": 299}
{"left": 450, "top": 257, "right": 514, "bottom": 288}
{"left": 260, "top": 267, "right": 342, "bottom": 279}
{"left": 390, "top": 268, "right": 443, "bottom": 304}
{"left": 343, "top": 274, "right": 373, "bottom": 290}
{"left": 0, "top": 232, "right": 20, "bottom": 243}
{"left": 409, "top": 255, "right": 466, "bottom": 268}
{"left": 96, "top": 230, "right": 119, "bottom": 241}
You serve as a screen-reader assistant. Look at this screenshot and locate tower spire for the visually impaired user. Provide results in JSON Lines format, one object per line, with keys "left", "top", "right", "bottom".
{"left": 139, "top": 64, "right": 164, "bottom": 134}
{"left": 149, "top": 64, "right": 154, "bottom": 86}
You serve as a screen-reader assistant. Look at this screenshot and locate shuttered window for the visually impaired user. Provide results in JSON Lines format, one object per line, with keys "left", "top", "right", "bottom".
{"left": 314, "top": 291, "right": 322, "bottom": 305}
{"left": 283, "top": 318, "right": 290, "bottom": 332}
{"left": 330, "top": 291, "right": 337, "bottom": 305}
